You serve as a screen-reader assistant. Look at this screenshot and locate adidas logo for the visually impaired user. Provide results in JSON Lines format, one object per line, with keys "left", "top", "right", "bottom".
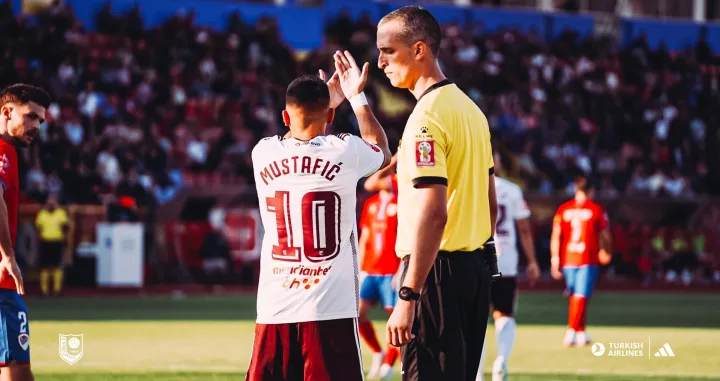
{"left": 654, "top": 343, "right": 675, "bottom": 357}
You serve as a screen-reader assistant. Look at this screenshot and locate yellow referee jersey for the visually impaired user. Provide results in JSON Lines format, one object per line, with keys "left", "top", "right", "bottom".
{"left": 395, "top": 80, "right": 494, "bottom": 257}
{"left": 35, "top": 208, "right": 68, "bottom": 242}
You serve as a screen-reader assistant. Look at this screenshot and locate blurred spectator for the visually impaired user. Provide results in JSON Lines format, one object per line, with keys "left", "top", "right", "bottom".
{"left": 610, "top": 224, "right": 634, "bottom": 276}
{"left": 96, "top": 143, "right": 122, "bottom": 187}
{"left": 0, "top": 1, "right": 716, "bottom": 287}
{"left": 634, "top": 224, "right": 654, "bottom": 286}
{"left": 1, "top": 3, "right": 715, "bottom": 204}
{"left": 198, "top": 208, "right": 233, "bottom": 289}
{"left": 25, "top": 160, "right": 47, "bottom": 201}
{"left": 692, "top": 227, "right": 720, "bottom": 283}
{"left": 650, "top": 227, "right": 669, "bottom": 276}
{"left": 117, "top": 168, "right": 152, "bottom": 207}
{"left": 664, "top": 228, "right": 699, "bottom": 285}
{"left": 107, "top": 196, "right": 139, "bottom": 222}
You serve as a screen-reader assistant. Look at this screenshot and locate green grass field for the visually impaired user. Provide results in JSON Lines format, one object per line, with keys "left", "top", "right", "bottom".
{"left": 26, "top": 291, "right": 720, "bottom": 380}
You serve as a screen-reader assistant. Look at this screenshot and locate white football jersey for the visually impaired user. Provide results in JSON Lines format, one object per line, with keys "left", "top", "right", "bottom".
{"left": 252, "top": 134, "right": 384, "bottom": 324}
{"left": 494, "top": 177, "right": 531, "bottom": 277}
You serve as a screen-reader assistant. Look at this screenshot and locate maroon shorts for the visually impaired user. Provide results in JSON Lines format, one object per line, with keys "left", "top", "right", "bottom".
{"left": 246, "top": 317, "right": 364, "bottom": 381}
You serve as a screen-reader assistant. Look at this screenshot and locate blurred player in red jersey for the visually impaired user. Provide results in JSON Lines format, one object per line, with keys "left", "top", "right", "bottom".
{"left": 0, "top": 84, "right": 51, "bottom": 381}
{"left": 358, "top": 155, "right": 400, "bottom": 380}
{"left": 550, "top": 177, "right": 612, "bottom": 348}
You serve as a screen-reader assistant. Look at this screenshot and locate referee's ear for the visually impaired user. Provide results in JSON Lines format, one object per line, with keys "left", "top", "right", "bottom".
{"left": 413, "top": 41, "right": 428, "bottom": 61}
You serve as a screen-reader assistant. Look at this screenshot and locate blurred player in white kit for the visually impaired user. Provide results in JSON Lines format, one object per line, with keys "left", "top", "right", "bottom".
{"left": 477, "top": 152, "right": 540, "bottom": 381}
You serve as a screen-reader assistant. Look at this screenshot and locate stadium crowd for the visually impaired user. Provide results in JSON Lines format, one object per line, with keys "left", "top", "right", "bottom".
{"left": 1, "top": 1, "right": 718, "bottom": 282}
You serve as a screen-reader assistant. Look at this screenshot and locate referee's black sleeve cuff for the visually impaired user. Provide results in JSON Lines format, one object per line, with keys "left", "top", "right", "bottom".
{"left": 412, "top": 176, "right": 448, "bottom": 188}
{"left": 489, "top": 167, "right": 495, "bottom": 176}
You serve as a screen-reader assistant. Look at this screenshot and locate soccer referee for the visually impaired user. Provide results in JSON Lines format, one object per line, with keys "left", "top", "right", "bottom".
{"left": 377, "top": 6, "right": 498, "bottom": 381}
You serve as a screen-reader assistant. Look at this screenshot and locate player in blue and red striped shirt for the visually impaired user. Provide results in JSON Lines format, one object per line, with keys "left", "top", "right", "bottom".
{"left": 0, "top": 84, "right": 50, "bottom": 381}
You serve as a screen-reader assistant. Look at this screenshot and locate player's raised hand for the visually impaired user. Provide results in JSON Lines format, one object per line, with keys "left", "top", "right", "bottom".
{"left": 0, "top": 255, "right": 24, "bottom": 295}
{"left": 319, "top": 69, "right": 344, "bottom": 110}
{"left": 333, "top": 50, "right": 369, "bottom": 99}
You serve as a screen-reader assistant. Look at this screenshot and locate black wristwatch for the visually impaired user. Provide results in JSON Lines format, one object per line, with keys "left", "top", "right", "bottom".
{"left": 398, "top": 287, "right": 420, "bottom": 301}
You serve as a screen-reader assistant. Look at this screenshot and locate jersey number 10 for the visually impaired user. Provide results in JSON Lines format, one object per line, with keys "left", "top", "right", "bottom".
{"left": 266, "top": 190, "right": 341, "bottom": 263}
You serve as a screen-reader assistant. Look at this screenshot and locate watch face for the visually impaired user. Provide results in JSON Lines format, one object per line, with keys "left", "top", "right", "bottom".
{"left": 399, "top": 287, "right": 415, "bottom": 300}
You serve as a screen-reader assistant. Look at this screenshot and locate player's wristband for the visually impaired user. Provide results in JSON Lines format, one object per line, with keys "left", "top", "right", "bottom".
{"left": 551, "top": 257, "right": 560, "bottom": 266}
{"left": 349, "top": 92, "right": 368, "bottom": 110}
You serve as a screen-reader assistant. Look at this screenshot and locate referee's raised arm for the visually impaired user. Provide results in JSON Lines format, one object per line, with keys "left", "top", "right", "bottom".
{"left": 376, "top": 6, "right": 497, "bottom": 381}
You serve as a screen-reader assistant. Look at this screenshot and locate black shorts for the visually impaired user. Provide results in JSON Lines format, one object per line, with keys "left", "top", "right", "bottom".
{"left": 490, "top": 277, "right": 517, "bottom": 316}
{"left": 400, "top": 250, "right": 492, "bottom": 381}
{"left": 38, "top": 241, "right": 64, "bottom": 269}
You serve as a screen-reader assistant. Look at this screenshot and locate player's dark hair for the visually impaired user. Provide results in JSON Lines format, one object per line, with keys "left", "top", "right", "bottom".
{"left": 380, "top": 6, "right": 442, "bottom": 57}
{"left": 0, "top": 84, "right": 51, "bottom": 109}
{"left": 575, "top": 176, "right": 596, "bottom": 194}
{"left": 285, "top": 75, "right": 330, "bottom": 113}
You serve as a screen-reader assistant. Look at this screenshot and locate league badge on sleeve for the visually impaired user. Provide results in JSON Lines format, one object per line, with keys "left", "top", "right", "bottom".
{"left": 415, "top": 140, "right": 435, "bottom": 167}
{"left": 18, "top": 333, "right": 29, "bottom": 351}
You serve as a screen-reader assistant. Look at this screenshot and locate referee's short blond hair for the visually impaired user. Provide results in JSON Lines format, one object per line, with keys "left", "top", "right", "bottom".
{"left": 379, "top": 6, "right": 442, "bottom": 57}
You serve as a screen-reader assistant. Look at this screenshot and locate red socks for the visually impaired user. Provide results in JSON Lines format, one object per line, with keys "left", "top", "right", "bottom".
{"left": 384, "top": 346, "right": 399, "bottom": 366}
{"left": 568, "top": 295, "right": 588, "bottom": 331}
{"left": 358, "top": 321, "right": 382, "bottom": 353}
{"left": 576, "top": 296, "right": 587, "bottom": 331}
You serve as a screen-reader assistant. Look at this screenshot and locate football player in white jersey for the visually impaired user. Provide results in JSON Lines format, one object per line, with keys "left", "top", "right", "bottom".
{"left": 246, "top": 51, "right": 392, "bottom": 381}
{"left": 477, "top": 152, "right": 540, "bottom": 381}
